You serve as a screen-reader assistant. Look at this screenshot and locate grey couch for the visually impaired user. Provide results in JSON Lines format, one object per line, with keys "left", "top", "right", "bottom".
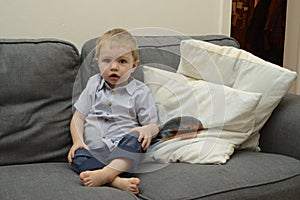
{"left": 1, "top": 35, "right": 299, "bottom": 200}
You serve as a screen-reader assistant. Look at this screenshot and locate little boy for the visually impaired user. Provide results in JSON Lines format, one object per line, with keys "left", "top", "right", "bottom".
{"left": 67, "top": 28, "right": 159, "bottom": 194}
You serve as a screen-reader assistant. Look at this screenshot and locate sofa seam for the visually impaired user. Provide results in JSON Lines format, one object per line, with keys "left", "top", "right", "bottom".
{"left": 185, "top": 173, "right": 300, "bottom": 200}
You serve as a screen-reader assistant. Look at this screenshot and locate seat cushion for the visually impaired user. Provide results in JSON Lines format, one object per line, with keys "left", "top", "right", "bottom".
{"left": 1, "top": 153, "right": 299, "bottom": 200}
{"left": 136, "top": 151, "right": 300, "bottom": 200}
{"left": 0, "top": 163, "right": 138, "bottom": 200}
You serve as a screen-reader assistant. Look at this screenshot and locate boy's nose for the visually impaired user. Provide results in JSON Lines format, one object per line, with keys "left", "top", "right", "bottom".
{"left": 110, "top": 61, "right": 119, "bottom": 70}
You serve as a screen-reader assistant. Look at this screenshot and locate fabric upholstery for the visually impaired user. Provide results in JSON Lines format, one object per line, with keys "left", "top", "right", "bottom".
{"left": 137, "top": 151, "right": 300, "bottom": 200}
{"left": 0, "top": 163, "right": 138, "bottom": 200}
{"left": 260, "top": 93, "right": 300, "bottom": 160}
{"left": 0, "top": 39, "right": 80, "bottom": 165}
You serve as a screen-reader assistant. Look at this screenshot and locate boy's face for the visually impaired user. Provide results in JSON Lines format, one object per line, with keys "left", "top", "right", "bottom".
{"left": 97, "top": 42, "right": 139, "bottom": 88}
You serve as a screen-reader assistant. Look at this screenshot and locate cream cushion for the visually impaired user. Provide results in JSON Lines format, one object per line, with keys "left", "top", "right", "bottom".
{"left": 143, "top": 66, "right": 261, "bottom": 164}
{"left": 177, "top": 39, "right": 297, "bottom": 150}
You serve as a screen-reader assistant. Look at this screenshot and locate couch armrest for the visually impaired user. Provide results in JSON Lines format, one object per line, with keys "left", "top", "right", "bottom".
{"left": 260, "top": 93, "right": 300, "bottom": 160}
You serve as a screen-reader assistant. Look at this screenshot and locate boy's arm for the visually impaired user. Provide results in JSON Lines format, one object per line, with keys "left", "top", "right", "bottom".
{"left": 130, "top": 123, "right": 159, "bottom": 151}
{"left": 67, "top": 111, "right": 89, "bottom": 164}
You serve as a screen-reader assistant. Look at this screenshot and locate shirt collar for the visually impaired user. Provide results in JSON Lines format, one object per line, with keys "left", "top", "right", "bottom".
{"left": 98, "top": 75, "right": 137, "bottom": 95}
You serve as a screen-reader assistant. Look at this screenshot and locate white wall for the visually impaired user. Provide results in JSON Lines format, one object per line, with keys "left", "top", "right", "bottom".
{"left": 0, "top": 0, "right": 231, "bottom": 49}
{"left": 284, "top": 0, "right": 300, "bottom": 94}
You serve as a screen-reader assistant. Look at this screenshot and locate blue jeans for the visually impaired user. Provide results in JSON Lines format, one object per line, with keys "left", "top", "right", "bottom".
{"left": 71, "top": 132, "right": 145, "bottom": 174}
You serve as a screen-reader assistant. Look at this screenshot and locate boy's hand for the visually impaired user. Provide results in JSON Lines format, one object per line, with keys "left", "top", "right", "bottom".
{"left": 129, "top": 123, "right": 158, "bottom": 151}
{"left": 67, "top": 142, "right": 89, "bottom": 165}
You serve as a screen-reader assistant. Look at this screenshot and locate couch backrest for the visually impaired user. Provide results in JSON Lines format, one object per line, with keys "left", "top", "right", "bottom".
{"left": 74, "top": 35, "right": 239, "bottom": 102}
{"left": 0, "top": 39, "right": 80, "bottom": 165}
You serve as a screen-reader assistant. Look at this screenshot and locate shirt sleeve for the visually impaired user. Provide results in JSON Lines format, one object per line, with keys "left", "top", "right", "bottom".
{"left": 74, "top": 75, "right": 99, "bottom": 116}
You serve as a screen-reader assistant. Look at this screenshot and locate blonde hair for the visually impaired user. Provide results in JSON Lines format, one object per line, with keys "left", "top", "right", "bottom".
{"left": 95, "top": 28, "right": 139, "bottom": 61}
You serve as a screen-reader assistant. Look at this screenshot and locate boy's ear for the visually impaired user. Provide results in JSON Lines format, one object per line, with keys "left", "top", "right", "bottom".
{"left": 133, "top": 60, "right": 140, "bottom": 69}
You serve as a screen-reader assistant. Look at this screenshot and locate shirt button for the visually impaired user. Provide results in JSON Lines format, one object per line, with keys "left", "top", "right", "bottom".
{"left": 102, "top": 134, "right": 106, "bottom": 138}
{"left": 108, "top": 102, "right": 112, "bottom": 107}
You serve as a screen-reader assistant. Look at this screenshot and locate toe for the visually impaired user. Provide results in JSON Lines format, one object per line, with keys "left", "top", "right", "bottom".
{"left": 79, "top": 171, "right": 87, "bottom": 180}
{"left": 133, "top": 178, "right": 140, "bottom": 185}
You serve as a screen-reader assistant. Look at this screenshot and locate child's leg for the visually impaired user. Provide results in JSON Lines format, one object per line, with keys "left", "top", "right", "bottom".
{"left": 109, "top": 131, "right": 145, "bottom": 171}
{"left": 80, "top": 132, "right": 144, "bottom": 193}
{"left": 71, "top": 148, "right": 105, "bottom": 174}
{"left": 79, "top": 158, "right": 141, "bottom": 194}
{"left": 80, "top": 157, "right": 131, "bottom": 186}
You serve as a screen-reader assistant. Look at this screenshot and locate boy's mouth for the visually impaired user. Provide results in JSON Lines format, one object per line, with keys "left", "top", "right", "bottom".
{"left": 109, "top": 73, "right": 120, "bottom": 79}
{"left": 109, "top": 74, "right": 119, "bottom": 77}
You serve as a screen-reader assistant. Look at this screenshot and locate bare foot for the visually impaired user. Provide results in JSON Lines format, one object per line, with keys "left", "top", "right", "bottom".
{"left": 110, "top": 176, "right": 141, "bottom": 194}
{"left": 79, "top": 170, "right": 141, "bottom": 194}
{"left": 79, "top": 169, "right": 113, "bottom": 187}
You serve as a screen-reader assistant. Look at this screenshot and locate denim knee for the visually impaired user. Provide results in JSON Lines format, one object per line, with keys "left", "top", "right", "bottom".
{"left": 71, "top": 148, "right": 105, "bottom": 174}
{"left": 118, "top": 131, "right": 144, "bottom": 153}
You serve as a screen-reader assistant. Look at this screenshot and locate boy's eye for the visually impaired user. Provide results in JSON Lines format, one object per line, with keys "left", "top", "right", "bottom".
{"left": 119, "top": 59, "right": 127, "bottom": 64}
{"left": 102, "top": 58, "right": 111, "bottom": 63}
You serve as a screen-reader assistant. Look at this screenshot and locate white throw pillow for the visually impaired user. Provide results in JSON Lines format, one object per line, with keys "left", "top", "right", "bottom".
{"left": 177, "top": 39, "right": 297, "bottom": 150}
{"left": 143, "top": 129, "right": 244, "bottom": 164}
{"left": 143, "top": 66, "right": 261, "bottom": 164}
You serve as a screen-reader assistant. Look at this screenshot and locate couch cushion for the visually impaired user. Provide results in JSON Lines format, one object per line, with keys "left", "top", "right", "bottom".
{"left": 80, "top": 35, "right": 239, "bottom": 70}
{"left": 136, "top": 35, "right": 239, "bottom": 72}
{"left": 260, "top": 93, "right": 300, "bottom": 160}
{"left": 74, "top": 35, "right": 239, "bottom": 102}
{"left": 0, "top": 39, "right": 80, "bottom": 165}
{"left": 1, "top": 153, "right": 299, "bottom": 200}
{"left": 142, "top": 66, "right": 261, "bottom": 164}
{"left": 0, "top": 163, "right": 138, "bottom": 200}
{"left": 177, "top": 39, "right": 297, "bottom": 151}
{"left": 143, "top": 66, "right": 261, "bottom": 131}
{"left": 137, "top": 151, "right": 300, "bottom": 200}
